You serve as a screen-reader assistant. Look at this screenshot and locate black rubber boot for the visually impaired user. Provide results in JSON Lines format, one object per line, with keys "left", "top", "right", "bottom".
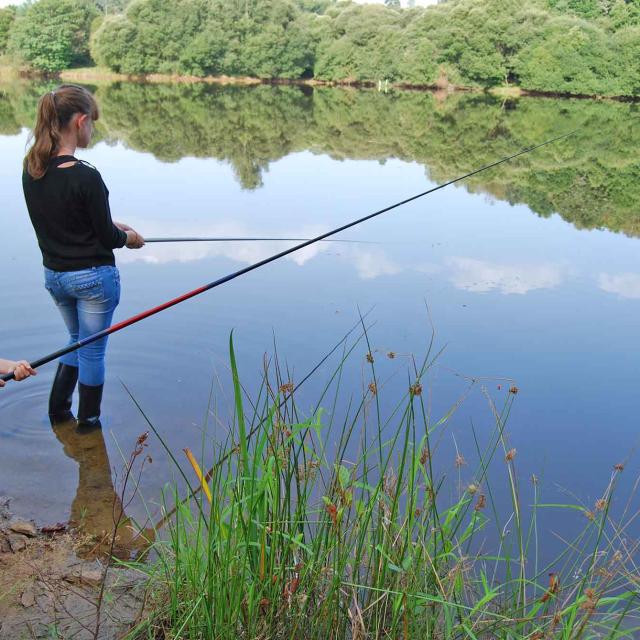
{"left": 48, "top": 363, "right": 79, "bottom": 424}
{"left": 77, "top": 383, "right": 104, "bottom": 429}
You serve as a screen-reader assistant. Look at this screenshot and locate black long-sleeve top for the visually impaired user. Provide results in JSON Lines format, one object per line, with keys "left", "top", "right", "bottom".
{"left": 22, "top": 155, "right": 127, "bottom": 272}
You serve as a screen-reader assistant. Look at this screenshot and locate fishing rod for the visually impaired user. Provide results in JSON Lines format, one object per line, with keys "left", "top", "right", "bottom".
{"left": 144, "top": 236, "right": 373, "bottom": 243}
{"left": 146, "top": 311, "right": 373, "bottom": 531}
{"left": 0, "top": 131, "right": 574, "bottom": 383}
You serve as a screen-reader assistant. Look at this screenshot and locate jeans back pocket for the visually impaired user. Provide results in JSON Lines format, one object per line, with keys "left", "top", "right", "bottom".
{"left": 68, "top": 271, "right": 104, "bottom": 301}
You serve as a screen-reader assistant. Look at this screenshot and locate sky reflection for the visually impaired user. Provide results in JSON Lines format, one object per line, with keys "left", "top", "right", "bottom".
{"left": 1, "top": 107, "right": 639, "bottom": 549}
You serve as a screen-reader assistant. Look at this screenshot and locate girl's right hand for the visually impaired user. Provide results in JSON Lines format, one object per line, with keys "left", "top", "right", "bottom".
{"left": 125, "top": 229, "right": 145, "bottom": 249}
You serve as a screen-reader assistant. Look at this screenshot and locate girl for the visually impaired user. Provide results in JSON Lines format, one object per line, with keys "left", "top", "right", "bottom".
{"left": 22, "top": 84, "right": 145, "bottom": 426}
{"left": 0, "top": 359, "right": 35, "bottom": 387}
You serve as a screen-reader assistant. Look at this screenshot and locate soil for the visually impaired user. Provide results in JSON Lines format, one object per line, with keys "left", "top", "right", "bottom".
{"left": 0, "top": 496, "right": 147, "bottom": 640}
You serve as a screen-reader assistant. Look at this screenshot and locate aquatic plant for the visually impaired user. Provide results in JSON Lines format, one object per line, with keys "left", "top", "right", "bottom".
{"left": 124, "top": 327, "right": 639, "bottom": 639}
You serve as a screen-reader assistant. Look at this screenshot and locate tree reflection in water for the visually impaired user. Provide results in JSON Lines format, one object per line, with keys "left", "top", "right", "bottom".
{"left": 2, "top": 80, "right": 638, "bottom": 232}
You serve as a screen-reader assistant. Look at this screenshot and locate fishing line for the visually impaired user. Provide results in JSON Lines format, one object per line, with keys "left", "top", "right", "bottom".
{"left": 145, "top": 236, "right": 373, "bottom": 243}
{"left": 1, "top": 130, "right": 575, "bottom": 383}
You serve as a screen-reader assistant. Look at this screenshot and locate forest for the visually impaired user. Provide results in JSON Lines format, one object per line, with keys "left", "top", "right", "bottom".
{"left": 0, "top": 0, "right": 639, "bottom": 96}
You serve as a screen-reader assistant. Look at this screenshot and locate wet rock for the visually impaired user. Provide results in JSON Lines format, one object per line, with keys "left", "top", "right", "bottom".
{"left": 20, "top": 589, "right": 36, "bottom": 607}
{"left": 63, "top": 567, "right": 104, "bottom": 587}
{"left": 41, "top": 522, "right": 67, "bottom": 535}
{"left": 9, "top": 520, "right": 38, "bottom": 537}
{"left": 8, "top": 533, "right": 28, "bottom": 552}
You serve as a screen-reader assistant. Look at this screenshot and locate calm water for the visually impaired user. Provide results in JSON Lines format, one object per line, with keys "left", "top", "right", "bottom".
{"left": 0, "top": 81, "right": 639, "bottom": 552}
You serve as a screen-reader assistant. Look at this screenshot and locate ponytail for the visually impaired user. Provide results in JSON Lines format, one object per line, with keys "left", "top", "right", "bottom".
{"left": 24, "top": 84, "right": 99, "bottom": 180}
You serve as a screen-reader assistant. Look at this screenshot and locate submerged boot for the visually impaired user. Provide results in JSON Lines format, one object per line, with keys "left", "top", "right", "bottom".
{"left": 77, "top": 383, "right": 104, "bottom": 429}
{"left": 48, "top": 363, "right": 79, "bottom": 424}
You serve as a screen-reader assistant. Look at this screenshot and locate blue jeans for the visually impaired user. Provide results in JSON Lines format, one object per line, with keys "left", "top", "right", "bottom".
{"left": 44, "top": 266, "right": 121, "bottom": 386}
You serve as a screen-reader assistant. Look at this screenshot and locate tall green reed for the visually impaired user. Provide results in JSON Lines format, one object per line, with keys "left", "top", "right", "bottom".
{"left": 126, "top": 328, "right": 640, "bottom": 640}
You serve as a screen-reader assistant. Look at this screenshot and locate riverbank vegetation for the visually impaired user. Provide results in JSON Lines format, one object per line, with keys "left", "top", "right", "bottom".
{"left": 1, "top": 0, "right": 639, "bottom": 97}
{"left": 1, "top": 80, "right": 638, "bottom": 236}
{"left": 122, "top": 333, "right": 640, "bottom": 638}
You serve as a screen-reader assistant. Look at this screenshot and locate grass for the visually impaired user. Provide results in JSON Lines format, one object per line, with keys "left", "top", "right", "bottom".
{"left": 122, "top": 324, "right": 640, "bottom": 639}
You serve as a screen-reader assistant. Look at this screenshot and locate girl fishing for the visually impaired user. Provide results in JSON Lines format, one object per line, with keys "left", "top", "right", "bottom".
{"left": 22, "top": 84, "right": 145, "bottom": 427}
{"left": 0, "top": 359, "right": 35, "bottom": 387}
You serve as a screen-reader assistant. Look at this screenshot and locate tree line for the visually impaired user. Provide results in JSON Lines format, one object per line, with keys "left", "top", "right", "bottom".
{"left": 0, "top": 0, "right": 639, "bottom": 96}
{"left": 1, "top": 79, "right": 638, "bottom": 231}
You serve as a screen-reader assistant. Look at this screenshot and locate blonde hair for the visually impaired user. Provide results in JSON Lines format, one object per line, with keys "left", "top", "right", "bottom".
{"left": 25, "top": 84, "right": 99, "bottom": 179}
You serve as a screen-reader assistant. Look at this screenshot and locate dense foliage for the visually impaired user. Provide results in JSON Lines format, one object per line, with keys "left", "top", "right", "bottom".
{"left": 92, "top": 0, "right": 317, "bottom": 78}
{"left": 6, "top": 0, "right": 98, "bottom": 72}
{"left": 1, "top": 80, "right": 638, "bottom": 233}
{"left": 1, "top": 0, "right": 639, "bottom": 95}
{"left": 0, "top": 7, "right": 16, "bottom": 55}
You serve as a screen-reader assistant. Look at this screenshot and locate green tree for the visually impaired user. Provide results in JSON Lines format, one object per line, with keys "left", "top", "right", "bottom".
{"left": 293, "top": 0, "right": 333, "bottom": 13}
{"left": 94, "top": 0, "right": 131, "bottom": 14}
{"left": 608, "top": 0, "right": 640, "bottom": 28}
{"left": 611, "top": 26, "right": 640, "bottom": 95}
{"left": 8, "top": 0, "right": 98, "bottom": 71}
{"left": 418, "top": 0, "right": 545, "bottom": 86}
{"left": 547, "top": 0, "right": 610, "bottom": 19}
{"left": 93, "top": 0, "right": 317, "bottom": 78}
{"left": 196, "top": 0, "right": 317, "bottom": 78}
{"left": 314, "top": 4, "right": 407, "bottom": 81}
{"left": 513, "top": 16, "right": 619, "bottom": 94}
{"left": 92, "top": 0, "right": 208, "bottom": 74}
{"left": 0, "top": 6, "right": 16, "bottom": 55}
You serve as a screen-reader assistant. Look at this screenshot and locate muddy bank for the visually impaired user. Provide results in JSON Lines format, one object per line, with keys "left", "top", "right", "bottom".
{"left": 0, "top": 496, "right": 147, "bottom": 639}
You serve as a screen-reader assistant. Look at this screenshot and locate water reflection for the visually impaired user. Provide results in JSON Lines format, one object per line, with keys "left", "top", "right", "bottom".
{"left": 447, "top": 257, "right": 565, "bottom": 295}
{"left": 2, "top": 80, "right": 638, "bottom": 237}
{"left": 51, "top": 420, "right": 153, "bottom": 559}
{"left": 2, "top": 78, "right": 640, "bottom": 559}
{"left": 598, "top": 272, "right": 640, "bottom": 299}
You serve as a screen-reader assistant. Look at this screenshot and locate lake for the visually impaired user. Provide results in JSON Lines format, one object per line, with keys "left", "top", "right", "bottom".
{"left": 1, "top": 80, "right": 639, "bottom": 557}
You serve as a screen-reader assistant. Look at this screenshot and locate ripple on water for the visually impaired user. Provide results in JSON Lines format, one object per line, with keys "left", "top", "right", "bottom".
{"left": 0, "top": 376, "right": 52, "bottom": 442}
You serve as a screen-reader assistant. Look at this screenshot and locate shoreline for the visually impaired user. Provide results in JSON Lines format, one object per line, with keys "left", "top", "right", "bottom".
{"left": 37, "top": 67, "right": 634, "bottom": 102}
{"left": 1, "top": 64, "right": 636, "bottom": 101}
{"left": 0, "top": 497, "right": 146, "bottom": 638}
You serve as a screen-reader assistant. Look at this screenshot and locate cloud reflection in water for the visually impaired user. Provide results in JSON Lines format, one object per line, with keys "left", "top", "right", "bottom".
{"left": 447, "top": 257, "right": 565, "bottom": 295}
{"left": 598, "top": 272, "right": 640, "bottom": 299}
